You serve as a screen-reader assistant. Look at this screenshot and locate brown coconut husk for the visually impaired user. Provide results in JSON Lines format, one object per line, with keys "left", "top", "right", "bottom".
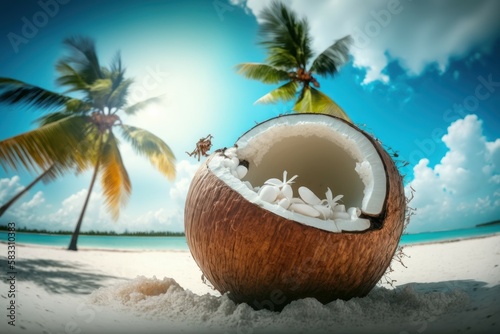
{"left": 184, "top": 115, "right": 405, "bottom": 311}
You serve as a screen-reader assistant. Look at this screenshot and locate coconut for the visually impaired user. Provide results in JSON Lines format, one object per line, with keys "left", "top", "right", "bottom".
{"left": 184, "top": 113, "right": 405, "bottom": 311}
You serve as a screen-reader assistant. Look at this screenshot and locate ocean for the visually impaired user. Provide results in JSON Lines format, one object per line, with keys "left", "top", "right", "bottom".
{"left": 1, "top": 224, "right": 500, "bottom": 251}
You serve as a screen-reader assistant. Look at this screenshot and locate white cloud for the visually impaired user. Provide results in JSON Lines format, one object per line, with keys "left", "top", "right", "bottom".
{"left": 236, "top": 0, "right": 500, "bottom": 84}
{"left": 36, "top": 187, "right": 186, "bottom": 232}
{"left": 405, "top": 114, "right": 500, "bottom": 233}
{"left": 16, "top": 189, "right": 111, "bottom": 232}
{"left": 1, "top": 159, "right": 201, "bottom": 233}
{"left": 0, "top": 176, "right": 45, "bottom": 224}
{"left": 133, "top": 207, "right": 184, "bottom": 232}
{"left": 19, "top": 191, "right": 44, "bottom": 210}
{"left": 0, "top": 175, "right": 24, "bottom": 203}
{"left": 169, "top": 178, "right": 192, "bottom": 202}
{"left": 169, "top": 159, "right": 200, "bottom": 204}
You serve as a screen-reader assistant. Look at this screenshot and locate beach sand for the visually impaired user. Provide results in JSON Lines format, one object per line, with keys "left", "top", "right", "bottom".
{"left": 1, "top": 235, "right": 499, "bottom": 334}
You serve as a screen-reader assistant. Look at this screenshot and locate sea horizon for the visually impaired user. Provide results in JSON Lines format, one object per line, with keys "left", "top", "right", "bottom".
{"left": 2, "top": 224, "right": 500, "bottom": 251}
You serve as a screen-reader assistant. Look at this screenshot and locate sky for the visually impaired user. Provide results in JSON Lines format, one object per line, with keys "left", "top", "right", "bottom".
{"left": 0, "top": 0, "right": 499, "bottom": 234}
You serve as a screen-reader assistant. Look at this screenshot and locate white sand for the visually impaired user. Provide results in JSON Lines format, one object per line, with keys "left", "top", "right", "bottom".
{"left": 1, "top": 235, "right": 499, "bottom": 334}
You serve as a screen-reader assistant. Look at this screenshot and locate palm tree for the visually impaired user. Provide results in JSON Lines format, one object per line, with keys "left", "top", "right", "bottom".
{"left": 0, "top": 102, "right": 90, "bottom": 217}
{"left": 235, "top": 1, "right": 352, "bottom": 121}
{"left": 0, "top": 36, "right": 176, "bottom": 250}
{"left": 0, "top": 165, "right": 56, "bottom": 217}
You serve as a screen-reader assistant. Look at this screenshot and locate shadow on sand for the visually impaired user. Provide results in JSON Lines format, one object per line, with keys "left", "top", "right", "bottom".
{"left": 377, "top": 280, "right": 500, "bottom": 334}
{"left": 394, "top": 279, "right": 499, "bottom": 294}
{"left": 392, "top": 279, "right": 500, "bottom": 315}
{"left": 2, "top": 256, "right": 124, "bottom": 294}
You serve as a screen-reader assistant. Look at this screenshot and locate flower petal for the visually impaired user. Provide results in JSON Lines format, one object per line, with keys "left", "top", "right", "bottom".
{"left": 325, "top": 187, "right": 333, "bottom": 201}
{"left": 287, "top": 174, "right": 299, "bottom": 184}
{"left": 298, "top": 186, "right": 322, "bottom": 205}
{"left": 331, "top": 194, "right": 344, "bottom": 203}
{"left": 264, "top": 178, "right": 283, "bottom": 186}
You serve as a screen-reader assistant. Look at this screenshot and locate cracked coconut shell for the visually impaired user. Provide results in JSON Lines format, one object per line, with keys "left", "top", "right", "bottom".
{"left": 184, "top": 114, "right": 406, "bottom": 311}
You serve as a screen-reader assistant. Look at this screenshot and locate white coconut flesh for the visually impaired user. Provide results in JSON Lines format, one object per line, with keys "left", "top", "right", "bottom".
{"left": 208, "top": 114, "right": 387, "bottom": 233}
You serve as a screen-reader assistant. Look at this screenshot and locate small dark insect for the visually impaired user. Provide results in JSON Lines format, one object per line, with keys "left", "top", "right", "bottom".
{"left": 186, "top": 134, "right": 213, "bottom": 161}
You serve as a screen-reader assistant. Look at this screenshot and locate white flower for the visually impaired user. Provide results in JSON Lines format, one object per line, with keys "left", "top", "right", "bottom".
{"left": 264, "top": 171, "right": 298, "bottom": 200}
{"left": 322, "top": 187, "right": 343, "bottom": 209}
{"left": 264, "top": 170, "right": 298, "bottom": 188}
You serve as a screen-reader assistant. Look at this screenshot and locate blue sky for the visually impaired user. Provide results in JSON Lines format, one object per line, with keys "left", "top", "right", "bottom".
{"left": 0, "top": 0, "right": 499, "bottom": 234}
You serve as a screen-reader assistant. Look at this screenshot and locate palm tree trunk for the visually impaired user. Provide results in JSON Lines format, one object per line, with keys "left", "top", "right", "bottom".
{"left": 68, "top": 137, "right": 104, "bottom": 251}
{"left": 0, "top": 165, "right": 55, "bottom": 218}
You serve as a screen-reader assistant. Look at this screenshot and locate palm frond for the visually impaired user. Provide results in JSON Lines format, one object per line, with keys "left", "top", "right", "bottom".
{"left": 35, "top": 110, "right": 76, "bottom": 126}
{"left": 120, "top": 125, "right": 176, "bottom": 180}
{"left": 89, "top": 78, "right": 112, "bottom": 109}
{"left": 62, "top": 36, "right": 102, "bottom": 83}
{"left": 0, "top": 115, "right": 89, "bottom": 173}
{"left": 40, "top": 163, "right": 68, "bottom": 184}
{"left": 108, "top": 78, "right": 133, "bottom": 110}
{"left": 109, "top": 51, "right": 126, "bottom": 90}
{"left": 255, "top": 80, "right": 299, "bottom": 104}
{"left": 100, "top": 132, "right": 131, "bottom": 220}
{"left": 0, "top": 78, "right": 70, "bottom": 110}
{"left": 74, "top": 124, "right": 102, "bottom": 173}
{"left": 89, "top": 79, "right": 112, "bottom": 95}
{"left": 55, "top": 62, "right": 90, "bottom": 93}
{"left": 235, "top": 63, "right": 290, "bottom": 84}
{"left": 123, "top": 96, "right": 162, "bottom": 116}
{"left": 294, "top": 86, "right": 351, "bottom": 122}
{"left": 265, "top": 48, "right": 302, "bottom": 70}
{"left": 310, "top": 35, "right": 352, "bottom": 77}
{"left": 65, "top": 98, "right": 92, "bottom": 114}
{"left": 258, "top": 1, "right": 313, "bottom": 68}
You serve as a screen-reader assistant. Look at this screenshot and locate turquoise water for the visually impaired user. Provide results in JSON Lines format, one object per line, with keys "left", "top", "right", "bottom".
{"left": 1, "top": 224, "right": 499, "bottom": 250}
{"left": 400, "top": 224, "right": 500, "bottom": 245}
{"left": 0, "top": 232, "right": 189, "bottom": 250}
